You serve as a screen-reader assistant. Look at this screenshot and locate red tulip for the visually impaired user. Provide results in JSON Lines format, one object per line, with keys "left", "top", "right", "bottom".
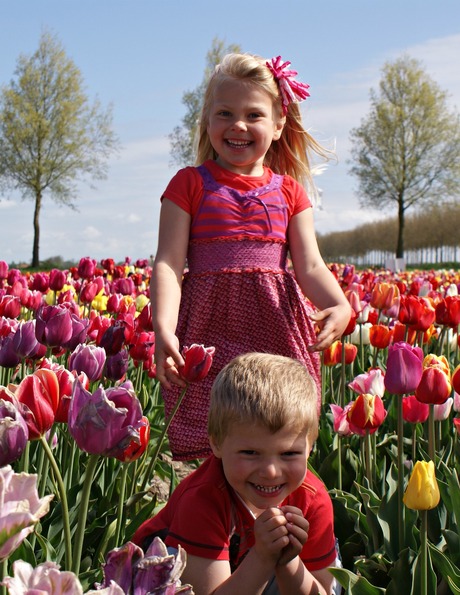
{"left": 435, "top": 296, "right": 460, "bottom": 328}
{"left": 415, "top": 365, "right": 452, "bottom": 405}
{"left": 346, "top": 393, "right": 387, "bottom": 436}
{"left": 398, "top": 295, "right": 435, "bottom": 332}
{"left": 369, "top": 324, "right": 393, "bottom": 349}
{"left": 454, "top": 418, "right": 460, "bottom": 436}
{"left": 180, "top": 344, "right": 215, "bottom": 383}
{"left": 453, "top": 364, "right": 460, "bottom": 395}
{"left": 11, "top": 369, "right": 60, "bottom": 439}
{"left": 323, "top": 341, "right": 357, "bottom": 366}
{"left": 115, "top": 416, "right": 150, "bottom": 462}
{"left": 77, "top": 256, "right": 97, "bottom": 279}
{"left": 342, "top": 310, "right": 358, "bottom": 336}
{"left": 0, "top": 295, "right": 21, "bottom": 318}
{"left": 402, "top": 395, "right": 429, "bottom": 424}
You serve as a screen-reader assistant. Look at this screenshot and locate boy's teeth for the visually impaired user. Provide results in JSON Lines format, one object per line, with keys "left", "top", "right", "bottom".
{"left": 255, "top": 484, "right": 280, "bottom": 493}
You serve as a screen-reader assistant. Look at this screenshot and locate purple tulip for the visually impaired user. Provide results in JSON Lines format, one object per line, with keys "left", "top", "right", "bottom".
{"left": 99, "top": 321, "right": 127, "bottom": 355}
{"left": 97, "top": 537, "right": 192, "bottom": 594}
{"left": 68, "top": 343, "right": 106, "bottom": 382}
{"left": 35, "top": 304, "right": 73, "bottom": 348}
{"left": 63, "top": 313, "right": 89, "bottom": 351}
{"left": 68, "top": 380, "right": 145, "bottom": 457}
{"left": 384, "top": 341, "right": 424, "bottom": 394}
{"left": 11, "top": 320, "right": 40, "bottom": 358}
{"left": 104, "top": 349, "right": 129, "bottom": 381}
{"left": 0, "top": 334, "right": 22, "bottom": 368}
{"left": 0, "top": 399, "right": 29, "bottom": 466}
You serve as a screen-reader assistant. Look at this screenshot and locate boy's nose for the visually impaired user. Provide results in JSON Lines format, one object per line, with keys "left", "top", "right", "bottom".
{"left": 259, "top": 461, "right": 280, "bottom": 479}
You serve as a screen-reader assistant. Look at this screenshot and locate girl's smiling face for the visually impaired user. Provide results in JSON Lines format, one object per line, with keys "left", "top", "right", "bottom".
{"left": 207, "top": 79, "right": 285, "bottom": 177}
{"left": 210, "top": 421, "right": 309, "bottom": 516}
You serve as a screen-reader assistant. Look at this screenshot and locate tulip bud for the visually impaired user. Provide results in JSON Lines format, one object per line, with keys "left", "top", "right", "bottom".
{"left": 403, "top": 460, "right": 440, "bottom": 510}
{"left": 68, "top": 343, "right": 106, "bottom": 382}
{"left": 384, "top": 342, "right": 424, "bottom": 395}
{"left": 415, "top": 365, "right": 451, "bottom": 405}
{"left": 77, "top": 256, "right": 97, "bottom": 279}
{"left": 181, "top": 344, "right": 215, "bottom": 383}
{"left": 35, "top": 304, "right": 74, "bottom": 348}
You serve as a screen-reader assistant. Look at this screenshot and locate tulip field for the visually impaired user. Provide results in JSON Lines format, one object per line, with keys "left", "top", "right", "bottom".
{"left": 0, "top": 258, "right": 459, "bottom": 594}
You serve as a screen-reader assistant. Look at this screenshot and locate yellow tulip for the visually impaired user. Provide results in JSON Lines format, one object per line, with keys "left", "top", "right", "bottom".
{"left": 403, "top": 460, "right": 440, "bottom": 510}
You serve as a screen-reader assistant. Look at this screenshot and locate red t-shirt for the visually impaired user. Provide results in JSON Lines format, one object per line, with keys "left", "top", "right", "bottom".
{"left": 133, "top": 455, "right": 336, "bottom": 573}
{"left": 162, "top": 159, "right": 311, "bottom": 219}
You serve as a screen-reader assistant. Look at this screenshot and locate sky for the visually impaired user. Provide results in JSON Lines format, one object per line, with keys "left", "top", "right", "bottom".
{"left": 0, "top": 0, "right": 459, "bottom": 265}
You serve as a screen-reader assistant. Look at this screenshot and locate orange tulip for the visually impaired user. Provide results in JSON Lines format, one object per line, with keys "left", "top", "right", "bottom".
{"left": 369, "top": 324, "right": 393, "bottom": 349}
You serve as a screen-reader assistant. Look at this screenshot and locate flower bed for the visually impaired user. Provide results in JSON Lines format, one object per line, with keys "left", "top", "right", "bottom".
{"left": 0, "top": 259, "right": 459, "bottom": 594}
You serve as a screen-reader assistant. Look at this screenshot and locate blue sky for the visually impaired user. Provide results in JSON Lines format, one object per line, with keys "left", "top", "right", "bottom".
{"left": 1, "top": 0, "right": 459, "bottom": 264}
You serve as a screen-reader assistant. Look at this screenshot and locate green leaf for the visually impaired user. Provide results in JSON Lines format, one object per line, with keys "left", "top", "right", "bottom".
{"left": 411, "top": 547, "right": 437, "bottom": 595}
{"left": 329, "top": 567, "right": 386, "bottom": 594}
{"left": 386, "top": 547, "right": 416, "bottom": 595}
{"left": 428, "top": 541, "right": 460, "bottom": 590}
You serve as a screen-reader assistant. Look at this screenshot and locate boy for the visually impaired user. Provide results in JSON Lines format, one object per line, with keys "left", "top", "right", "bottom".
{"left": 133, "top": 353, "right": 338, "bottom": 594}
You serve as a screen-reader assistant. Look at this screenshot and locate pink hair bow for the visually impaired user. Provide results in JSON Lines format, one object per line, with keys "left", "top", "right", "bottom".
{"left": 266, "top": 56, "right": 310, "bottom": 114}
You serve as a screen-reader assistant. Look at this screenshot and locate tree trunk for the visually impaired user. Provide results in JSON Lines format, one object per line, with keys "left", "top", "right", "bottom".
{"left": 396, "top": 197, "right": 405, "bottom": 258}
{"left": 32, "top": 191, "right": 42, "bottom": 268}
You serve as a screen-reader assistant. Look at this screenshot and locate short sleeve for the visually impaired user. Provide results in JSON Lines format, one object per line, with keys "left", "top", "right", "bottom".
{"left": 165, "top": 483, "right": 233, "bottom": 561}
{"left": 281, "top": 175, "right": 312, "bottom": 218}
{"left": 162, "top": 167, "right": 203, "bottom": 215}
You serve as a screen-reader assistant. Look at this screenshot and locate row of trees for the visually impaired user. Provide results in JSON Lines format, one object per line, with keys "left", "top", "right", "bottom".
{"left": 317, "top": 201, "right": 460, "bottom": 266}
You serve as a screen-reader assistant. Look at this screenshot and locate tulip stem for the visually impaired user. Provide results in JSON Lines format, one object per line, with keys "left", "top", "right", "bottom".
{"left": 72, "top": 453, "right": 100, "bottom": 577}
{"left": 397, "top": 395, "right": 405, "bottom": 551}
{"left": 39, "top": 435, "right": 72, "bottom": 571}
{"left": 428, "top": 405, "right": 435, "bottom": 462}
{"left": 420, "top": 510, "right": 428, "bottom": 595}
{"left": 1, "top": 558, "right": 7, "bottom": 595}
{"left": 140, "top": 385, "right": 188, "bottom": 492}
{"left": 114, "top": 463, "right": 129, "bottom": 547}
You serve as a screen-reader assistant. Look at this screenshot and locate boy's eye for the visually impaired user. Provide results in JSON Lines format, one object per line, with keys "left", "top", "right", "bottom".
{"left": 240, "top": 450, "right": 257, "bottom": 455}
{"left": 283, "top": 451, "right": 302, "bottom": 457}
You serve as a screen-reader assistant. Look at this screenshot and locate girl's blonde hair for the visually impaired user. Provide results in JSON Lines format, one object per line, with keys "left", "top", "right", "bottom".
{"left": 208, "top": 352, "right": 319, "bottom": 447}
{"left": 195, "top": 52, "right": 332, "bottom": 192}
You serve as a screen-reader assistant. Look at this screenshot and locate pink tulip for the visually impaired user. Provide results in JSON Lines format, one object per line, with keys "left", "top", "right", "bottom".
{"left": 433, "top": 397, "right": 453, "bottom": 421}
{"left": 349, "top": 368, "right": 385, "bottom": 397}
{"left": 77, "top": 256, "right": 97, "bottom": 279}
{"left": 330, "top": 403, "right": 353, "bottom": 436}
{"left": 2, "top": 560, "right": 83, "bottom": 594}
{"left": 0, "top": 466, "right": 53, "bottom": 562}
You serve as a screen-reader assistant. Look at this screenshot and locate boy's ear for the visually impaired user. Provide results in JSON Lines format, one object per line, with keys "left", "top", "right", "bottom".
{"left": 209, "top": 435, "right": 222, "bottom": 458}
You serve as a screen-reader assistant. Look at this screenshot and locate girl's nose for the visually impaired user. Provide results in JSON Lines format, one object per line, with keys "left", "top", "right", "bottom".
{"left": 230, "top": 119, "right": 247, "bottom": 132}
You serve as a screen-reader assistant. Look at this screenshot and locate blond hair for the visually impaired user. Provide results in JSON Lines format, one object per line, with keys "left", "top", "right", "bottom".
{"left": 195, "top": 52, "right": 332, "bottom": 192}
{"left": 208, "top": 352, "right": 319, "bottom": 446}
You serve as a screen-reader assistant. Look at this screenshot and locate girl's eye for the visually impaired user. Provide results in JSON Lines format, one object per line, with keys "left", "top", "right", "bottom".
{"left": 217, "top": 110, "right": 231, "bottom": 117}
{"left": 249, "top": 112, "right": 262, "bottom": 119}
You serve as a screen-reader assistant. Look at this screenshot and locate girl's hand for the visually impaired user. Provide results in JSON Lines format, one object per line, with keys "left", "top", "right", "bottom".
{"left": 253, "top": 508, "right": 290, "bottom": 565}
{"left": 154, "top": 331, "right": 186, "bottom": 389}
{"left": 309, "top": 302, "right": 352, "bottom": 351}
{"left": 277, "top": 506, "right": 309, "bottom": 566}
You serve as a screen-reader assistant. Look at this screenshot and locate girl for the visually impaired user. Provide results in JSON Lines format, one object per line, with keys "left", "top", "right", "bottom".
{"left": 151, "top": 53, "right": 351, "bottom": 461}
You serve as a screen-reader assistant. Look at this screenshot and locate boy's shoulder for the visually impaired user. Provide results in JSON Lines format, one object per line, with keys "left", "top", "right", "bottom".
{"left": 285, "top": 468, "right": 332, "bottom": 512}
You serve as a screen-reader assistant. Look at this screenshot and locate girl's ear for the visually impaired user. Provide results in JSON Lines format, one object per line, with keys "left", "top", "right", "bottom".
{"left": 273, "top": 116, "right": 286, "bottom": 141}
{"left": 209, "top": 435, "right": 222, "bottom": 458}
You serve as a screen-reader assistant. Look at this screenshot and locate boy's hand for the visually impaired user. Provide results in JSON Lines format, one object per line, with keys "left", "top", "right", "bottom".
{"left": 276, "top": 505, "right": 309, "bottom": 566}
{"left": 253, "top": 508, "right": 290, "bottom": 565}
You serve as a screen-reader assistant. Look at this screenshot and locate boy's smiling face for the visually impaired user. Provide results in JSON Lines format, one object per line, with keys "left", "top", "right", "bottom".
{"left": 210, "top": 421, "right": 310, "bottom": 516}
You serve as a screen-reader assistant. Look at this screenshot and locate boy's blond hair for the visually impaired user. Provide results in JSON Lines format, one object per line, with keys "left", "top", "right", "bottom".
{"left": 208, "top": 352, "right": 319, "bottom": 446}
{"left": 195, "top": 52, "right": 332, "bottom": 195}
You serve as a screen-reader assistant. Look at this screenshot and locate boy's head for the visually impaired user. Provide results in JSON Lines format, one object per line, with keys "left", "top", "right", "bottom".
{"left": 208, "top": 352, "right": 319, "bottom": 447}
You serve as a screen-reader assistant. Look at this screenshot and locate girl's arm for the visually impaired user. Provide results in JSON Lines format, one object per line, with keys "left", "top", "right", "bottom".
{"left": 288, "top": 208, "right": 351, "bottom": 351}
{"left": 151, "top": 198, "right": 191, "bottom": 388}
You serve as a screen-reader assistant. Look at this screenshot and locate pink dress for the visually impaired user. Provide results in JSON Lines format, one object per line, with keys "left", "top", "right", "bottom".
{"left": 162, "top": 162, "right": 321, "bottom": 460}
